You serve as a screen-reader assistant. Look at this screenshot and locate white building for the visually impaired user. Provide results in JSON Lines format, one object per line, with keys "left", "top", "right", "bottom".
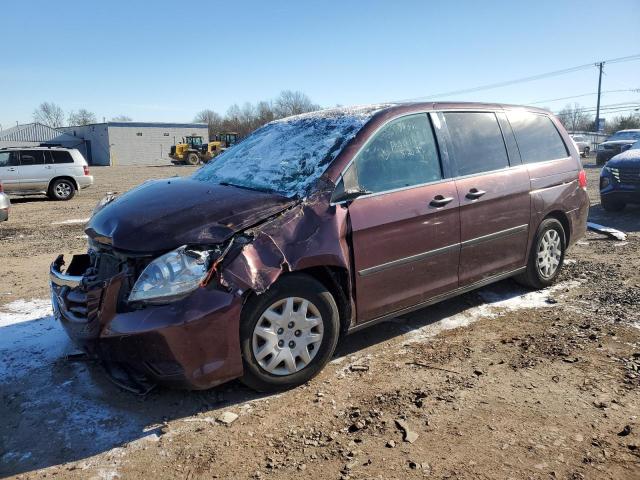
{"left": 60, "top": 122, "right": 209, "bottom": 166}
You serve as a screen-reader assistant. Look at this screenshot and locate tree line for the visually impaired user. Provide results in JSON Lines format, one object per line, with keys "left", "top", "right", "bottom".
{"left": 33, "top": 95, "right": 639, "bottom": 138}
{"left": 556, "top": 102, "right": 640, "bottom": 134}
{"left": 194, "top": 90, "right": 320, "bottom": 138}
{"left": 32, "top": 102, "right": 132, "bottom": 128}
{"left": 30, "top": 90, "right": 320, "bottom": 138}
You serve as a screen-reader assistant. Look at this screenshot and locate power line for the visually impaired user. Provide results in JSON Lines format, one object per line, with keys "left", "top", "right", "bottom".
{"left": 396, "top": 54, "right": 640, "bottom": 102}
{"left": 530, "top": 89, "right": 639, "bottom": 105}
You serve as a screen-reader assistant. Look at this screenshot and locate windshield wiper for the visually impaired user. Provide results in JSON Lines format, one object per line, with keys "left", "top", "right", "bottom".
{"left": 219, "top": 181, "right": 266, "bottom": 193}
{"left": 219, "top": 181, "right": 297, "bottom": 199}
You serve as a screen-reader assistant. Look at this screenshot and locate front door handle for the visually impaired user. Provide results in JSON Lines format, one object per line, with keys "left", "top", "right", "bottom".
{"left": 466, "top": 188, "right": 486, "bottom": 200}
{"left": 430, "top": 195, "right": 454, "bottom": 207}
{"left": 8, "top": 168, "right": 16, "bottom": 172}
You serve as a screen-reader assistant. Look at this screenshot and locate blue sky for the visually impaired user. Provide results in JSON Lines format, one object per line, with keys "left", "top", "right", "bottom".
{"left": 1, "top": 0, "right": 639, "bottom": 128}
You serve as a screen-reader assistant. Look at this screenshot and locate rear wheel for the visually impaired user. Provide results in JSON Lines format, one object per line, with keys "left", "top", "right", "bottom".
{"left": 516, "top": 218, "right": 565, "bottom": 289}
{"left": 48, "top": 178, "right": 76, "bottom": 201}
{"left": 601, "top": 196, "right": 626, "bottom": 212}
{"left": 186, "top": 153, "right": 199, "bottom": 166}
{"left": 583, "top": 147, "right": 590, "bottom": 157}
{"left": 240, "top": 274, "right": 340, "bottom": 392}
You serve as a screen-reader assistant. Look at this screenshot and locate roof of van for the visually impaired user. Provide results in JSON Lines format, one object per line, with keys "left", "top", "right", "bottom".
{"left": 278, "top": 102, "right": 551, "bottom": 124}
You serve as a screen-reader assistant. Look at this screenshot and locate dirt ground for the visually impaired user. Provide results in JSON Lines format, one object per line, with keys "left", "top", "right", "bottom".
{"left": 1, "top": 159, "right": 639, "bottom": 480}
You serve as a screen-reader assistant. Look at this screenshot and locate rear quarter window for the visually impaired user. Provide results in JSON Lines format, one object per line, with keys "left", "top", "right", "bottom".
{"left": 51, "top": 151, "right": 74, "bottom": 164}
{"left": 507, "top": 112, "right": 568, "bottom": 163}
{"left": 443, "top": 112, "right": 510, "bottom": 176}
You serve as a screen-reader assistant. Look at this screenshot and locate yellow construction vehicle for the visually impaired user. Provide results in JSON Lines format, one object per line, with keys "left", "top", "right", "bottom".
{"left": 169, "top": 132, "right": 239, "bottom": 165}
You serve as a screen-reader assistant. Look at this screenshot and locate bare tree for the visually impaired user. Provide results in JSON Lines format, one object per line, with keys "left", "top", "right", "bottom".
{"left": 557, "top": 103, "right": 592, "bottom": 132}
{"left": 274, "top": 90, "right": 320, "bottom": 117}
{"left": 111, "top": 115, "right": 132, "bottom": 122}
{"left": 33, "top": 102, "right": 65, "bottom": 128}
{"left": 68, "top": 109, "right": 97, "bottom": 126}
{"left": 194, "top": 109, "right": 223, "bottom": 139}
{"left": 256, "top": 100, "right": 276, "bottom": 125}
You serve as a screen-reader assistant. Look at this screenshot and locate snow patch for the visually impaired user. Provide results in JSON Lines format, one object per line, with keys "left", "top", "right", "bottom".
{"left": 0, "top": 299, "right": 153, "bottom": 473}
{"left": 405, "top": 281, "right": 579, "bottom": 342}
{"left": 52, "top": 217, "right": 91, "bottom": 225}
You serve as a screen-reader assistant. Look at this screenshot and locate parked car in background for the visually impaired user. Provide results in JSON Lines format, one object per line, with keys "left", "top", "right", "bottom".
{"left": 596, "top": 129, "right": 640, "bottom": 165}
{"left": 571, "top": 135, "right": 590, "bottom": 157}
{"left": 600, "top": 140, "right": 640, "bottom": 211}
{"left": 0, "top": 182, "right": 10, "bottom": 221}
{"left": 0, "top": 147, "right": 93, "bottom": 200}
{"left": 50, "top": 103, "right": 588, "bottom": 393}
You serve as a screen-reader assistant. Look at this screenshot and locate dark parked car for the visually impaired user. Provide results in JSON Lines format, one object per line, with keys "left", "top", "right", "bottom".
{"left": 600, "top": 140, "right": 640, "bottom": 211}
{"left": 50, "top": 103, "right": 589, "bottom": 392}
{"left": 596, "top": 129, "right": 640, "bottom": 165}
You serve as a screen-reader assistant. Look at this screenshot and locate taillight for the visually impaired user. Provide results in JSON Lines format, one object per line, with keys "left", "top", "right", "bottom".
{"left": 83, "top": 165, "right": 90, "bottom": 176}
{"left": 0, "top": 183, "right": 3, "bottom": 193}
{"left": 578, "top": 170, "right": 587, "bottom": 189}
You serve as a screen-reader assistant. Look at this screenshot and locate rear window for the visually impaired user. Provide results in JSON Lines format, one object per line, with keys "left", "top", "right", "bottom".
{"left": 507, "top": 112, "right": 568, "bottom": 163}
{"left": 51, "top": 151, "right": 74, "bottom": 164}
{"left": 20, "top": 151, "right": 46, "bottom": 165}
{"left": 443, "top": 112, "right": 509, "bottom": 176}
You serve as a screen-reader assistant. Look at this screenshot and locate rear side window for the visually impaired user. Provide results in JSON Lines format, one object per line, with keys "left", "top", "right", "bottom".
{"left": 443, "top": 112, "right": 509, "bottom": 176}
{"left": 507, "top": 112, "right": 568, "bottom": 163}
{"left": 51, "top": 151, "right": 74, "bottom": 164}
{"left": 20, "top": 150, "right": 46, "bottom": 165}
{"left": 351, "top": 114, "right": 442, "bottom": 193}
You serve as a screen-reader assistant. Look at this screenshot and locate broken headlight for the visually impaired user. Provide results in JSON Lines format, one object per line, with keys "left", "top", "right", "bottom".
{"left": 128, "top": 246, "right": 211, "bottom": 304}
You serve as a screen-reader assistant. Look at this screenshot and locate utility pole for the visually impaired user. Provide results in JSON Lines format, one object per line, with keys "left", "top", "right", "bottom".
{"left": 595, "top": 62, "right": 604, "bottom": 132}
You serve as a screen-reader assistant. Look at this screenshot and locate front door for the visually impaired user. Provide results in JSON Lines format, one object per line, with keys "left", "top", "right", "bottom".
{"left": 341, "top": 113, "right": 460, "bottom": 323}
{"left": 0, "top": 151, "right": 20, "bottom": 192}
{"left": 441, "top": 111, "right": 531, "bottom": 286}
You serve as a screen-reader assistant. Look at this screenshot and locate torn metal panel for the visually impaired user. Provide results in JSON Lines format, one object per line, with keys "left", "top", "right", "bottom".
{"left": 220, "top": 189, "right": 354, "bottom": 299}
{"left": 587, "top": 222, "right": 627, "bottom": 241}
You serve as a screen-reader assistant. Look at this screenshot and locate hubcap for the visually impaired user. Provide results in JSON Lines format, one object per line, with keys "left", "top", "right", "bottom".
{"left": 55, "top": 182, "right": 72, "bottom": 198}
{"left": 252, "top": 297, "right": 324, "bottom": 376}
{"left": 537, "top": 229, "right": 562, "bottom": 278}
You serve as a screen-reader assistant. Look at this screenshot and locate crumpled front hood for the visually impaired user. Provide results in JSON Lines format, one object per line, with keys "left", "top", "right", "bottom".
{"left": 607, "top": 148, "right": 640, "bottom": 168}
{"left": 86, "top": 177, "right": 296, "bottom": 252}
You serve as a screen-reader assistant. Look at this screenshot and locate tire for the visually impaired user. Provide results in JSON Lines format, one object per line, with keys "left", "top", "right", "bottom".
{"left": 48, "top": 178, "right": 76, "bottom": 201}
{"left": 601, "top": 196, "right": 626, "bottom": 212}
{"left": 516, "top": 218, "right": 566, "bottom": 290}
{"left": 583, "top": 147, "right": 590, "bottom": 158}
{"left": 186, "top": 153, "right": 199, "bottom": 166}
{"left": 239, "top": 273, "right": 340, "bottom": 392}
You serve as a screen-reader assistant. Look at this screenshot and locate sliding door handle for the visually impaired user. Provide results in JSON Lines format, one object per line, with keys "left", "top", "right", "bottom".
{"left": 466, "top": 188, "right": 486, "bottom": 200}
{"left": 430, "top": 195, "right": 454, "bottom": 207}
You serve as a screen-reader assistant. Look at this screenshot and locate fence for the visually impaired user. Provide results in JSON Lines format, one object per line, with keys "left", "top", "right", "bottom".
{"left": 568, "top": 131, "right": 609, "bottom": 153}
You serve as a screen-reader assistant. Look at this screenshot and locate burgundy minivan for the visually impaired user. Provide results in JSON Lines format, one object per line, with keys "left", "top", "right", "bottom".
{"left": 50, "top": 103, "right": 589, "bottom": 392}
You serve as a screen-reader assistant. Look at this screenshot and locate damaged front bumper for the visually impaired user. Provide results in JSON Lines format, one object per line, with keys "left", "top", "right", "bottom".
{"left": 50, "top": 254, "right": 244, "bottom": 391}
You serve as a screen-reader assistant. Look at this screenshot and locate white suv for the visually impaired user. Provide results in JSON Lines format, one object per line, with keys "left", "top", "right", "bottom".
{"left": 0, "top": 147, "right": 94, "bottom": 200}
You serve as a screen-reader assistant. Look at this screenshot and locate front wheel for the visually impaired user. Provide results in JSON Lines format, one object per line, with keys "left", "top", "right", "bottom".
{"left": 516, "top": 218, "right": 566, "bottom": 289}
{"left": 186, "top": 153, "right": 199, "bottom": 166}
{"left": 239, "top": 274, "right": 340, "bottom": 392}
